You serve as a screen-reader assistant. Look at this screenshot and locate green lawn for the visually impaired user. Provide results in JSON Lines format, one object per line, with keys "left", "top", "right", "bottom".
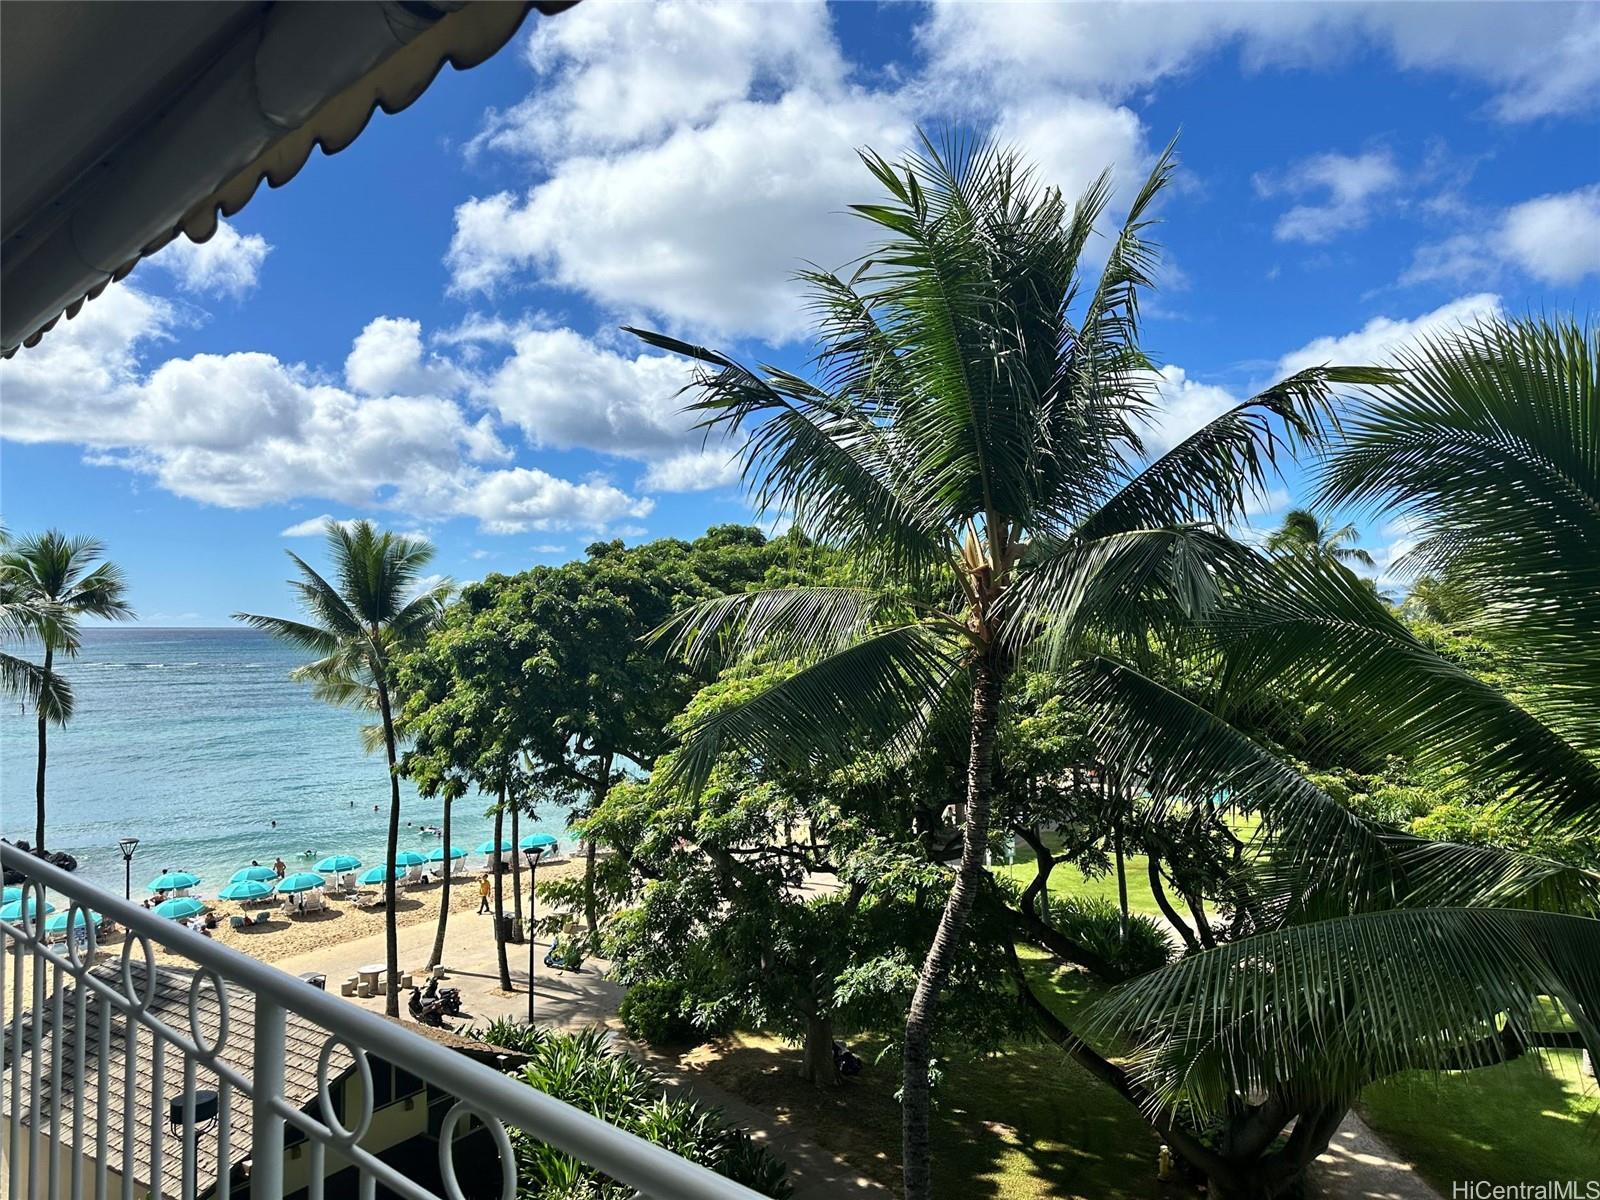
{"left": 681, "top": 951, "right": 1169, "bottom": 1199}
{"left": 1360, "top": 1051, "right": 1599, "bottom": 1189}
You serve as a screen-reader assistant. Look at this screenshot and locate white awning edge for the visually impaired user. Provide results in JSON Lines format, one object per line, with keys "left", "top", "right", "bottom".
{"left": 4, "top": 1, "right": 559, "bottom": 357}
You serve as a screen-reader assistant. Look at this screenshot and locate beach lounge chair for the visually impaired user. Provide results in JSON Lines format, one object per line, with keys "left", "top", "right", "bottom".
{"left": 229, "top": 915, "right": 246, "bottom": 930}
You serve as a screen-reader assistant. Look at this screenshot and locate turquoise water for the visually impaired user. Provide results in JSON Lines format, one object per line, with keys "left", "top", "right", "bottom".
{"left": 1, "top": 628, "right": 568, "bottom": 899}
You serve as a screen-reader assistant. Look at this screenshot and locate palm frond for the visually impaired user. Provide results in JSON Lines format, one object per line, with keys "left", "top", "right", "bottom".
{"left": 650, "top": 585, "right": 894, "bottom": 671}
{"left": 1081, "top": 367, "right": 1388, "bottom": 540}
{"left": 1213, "top": 555, "right": 1600, "bottom": 836}
{"left": 1088, "top": 907, "right": 1600, "bottom": 1122}
{"left": 233, "top": 613, "right": 343, "bottom": 658}
{"left": 659, "top": 625, "right": 963, "bottom": 796}
{"left": 1318, "top": 315, "right": 1600, "bottom": 748}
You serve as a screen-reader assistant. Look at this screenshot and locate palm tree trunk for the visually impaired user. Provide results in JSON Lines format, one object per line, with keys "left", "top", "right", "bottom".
{"left": 1148, "top": 855, "right": 1200, "bottom": 953}
{"left": 510, "top": 803, "right": 523, "bottom": 925}
{"left": 426, "top": 795, "right": 453, "bottom": 972}
{"left": 583, "top": 751, "right": 612, "bottom": 938}
{"left": 34, "top": 643, "right": 52, "bottom": 850}
{"left": 1113, "top": 813, "right": 1129, "bottom": 941}
{"left": 902, "top": 652, "right": 1003, "bottom": 1200}
{"left": 493, "top": 796, "right": 511, "bottom": 991}
{"left": 376, "top": 678, "right": 403, "bottom": 1019}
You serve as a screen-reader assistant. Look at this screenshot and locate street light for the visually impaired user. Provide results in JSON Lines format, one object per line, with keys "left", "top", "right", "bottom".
{"left": 118, "top": 837, "right": 140, "bottom": 901}
{"left": 523, "top": 846, "right": 544, "bottom": 1025}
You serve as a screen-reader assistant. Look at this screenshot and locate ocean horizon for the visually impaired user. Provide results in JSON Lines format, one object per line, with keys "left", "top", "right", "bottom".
{"left": 1, "top": 627, "right": 571, "bottom": 899}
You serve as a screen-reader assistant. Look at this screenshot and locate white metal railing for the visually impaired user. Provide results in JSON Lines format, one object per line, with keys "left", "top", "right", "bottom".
{"left": 1, "top": 845, "right": 763, "bottom": 1200}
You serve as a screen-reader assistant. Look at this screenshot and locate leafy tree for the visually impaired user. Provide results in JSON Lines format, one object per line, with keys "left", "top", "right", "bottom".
{"left": 1263, "top": 507, "right": 1374, "bottom": 567}
{"left": 401, "top": 526, "right": 821, "bottom": 954}
{"left": 2, "top": 530, "right": 133, "bottom": 850}
{"left": 628, "top": 135, "right": 1376, "bottom": 1198}
{"left": 236, "top": 520, "right": 449, "bottom": 1017}
{"left": 576, "top": 663, "right": 1026, "bottom": 1088}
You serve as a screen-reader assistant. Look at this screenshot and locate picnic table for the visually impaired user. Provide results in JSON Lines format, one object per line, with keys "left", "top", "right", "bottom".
{"left": 358, "top": 962, "right": 385, "bottom": 991}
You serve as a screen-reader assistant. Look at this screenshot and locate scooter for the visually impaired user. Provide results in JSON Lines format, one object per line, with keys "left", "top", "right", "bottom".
{"left": 422, "top": 977, "right": 464, "bottom": 1016}
{"left": 408, "top": 988, "right": 447, "bottom": 1027}
{"left": 832, "top": 1041, "right": 863, "bottom": 1078}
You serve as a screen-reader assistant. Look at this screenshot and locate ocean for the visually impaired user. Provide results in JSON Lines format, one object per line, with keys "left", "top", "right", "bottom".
{"left": 1, "top": 627, "right": 570, "bottom": 899}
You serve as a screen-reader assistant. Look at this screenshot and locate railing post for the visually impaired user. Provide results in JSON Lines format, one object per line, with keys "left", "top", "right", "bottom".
{"left": 251, "top": 997, "right": 285, "bottom": 1200}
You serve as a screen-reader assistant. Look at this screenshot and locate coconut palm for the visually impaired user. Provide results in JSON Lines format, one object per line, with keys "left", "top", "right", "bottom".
{"left": 1263, "top": 506, "right": 1373, "bottom": 566}
{"left": 1066, "top": 316, "right": 1600, "bottom": 1195}
{"left": 628, "top": 134, "right": 1381, "bottom": 1199}
{"left": 0, "top": 530, "right": 73, "bottom": 725}
{"left": 2, "top": 531, "right": 133, "bottom": 850}
{"left": 236, "top": 520, "right": 450, "bottom": 1017}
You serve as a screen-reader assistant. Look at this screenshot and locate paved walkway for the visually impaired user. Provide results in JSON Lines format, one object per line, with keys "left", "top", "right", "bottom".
{"left": 1312, "top": 1114, "right": 1443, "bottom": 1200}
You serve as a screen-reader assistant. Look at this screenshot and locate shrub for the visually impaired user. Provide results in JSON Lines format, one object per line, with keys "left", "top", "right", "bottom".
{"left": 1046, "top": 894, "right": 1172, "bottom": 981}
{"left": 619, "top": 978, "right": 703, "bottom": 1046}
{"left": 471, "top": 1022, "right": 792, "bottom": 1198}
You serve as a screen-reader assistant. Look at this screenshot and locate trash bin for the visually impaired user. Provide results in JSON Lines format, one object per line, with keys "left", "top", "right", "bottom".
{"left": 299, "top": 972, "right": 326, "bottom": 991}
{"left": 496, "top": 915, "right": 518, "bottom": 944}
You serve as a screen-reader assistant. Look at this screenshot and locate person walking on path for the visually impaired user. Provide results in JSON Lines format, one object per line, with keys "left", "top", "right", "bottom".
{"left": 477, "top": 874, "right": 492, "bottom": 915}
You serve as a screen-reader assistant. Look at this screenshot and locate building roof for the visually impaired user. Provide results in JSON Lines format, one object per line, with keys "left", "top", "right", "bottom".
{"left": 1, "top": 1, "right": 574, "bottom": 356}
{"left": 2, "top": 957, "right": 349, "bottom": 1198}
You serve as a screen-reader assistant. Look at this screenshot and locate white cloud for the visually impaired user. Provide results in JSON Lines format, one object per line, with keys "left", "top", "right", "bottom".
{"left": 0, "top": 285, "right": 652, "bottom": 535}
{"left": 1500, "top": 185, "right": 1600, "bottom": 285}
{"left": 147, "top": 222, "right": 271, "bottom": 299}
{"left": 344, "top": 317, "right": 468, "bottom": 397}
{"left": 1256, "top": 150, "right": 1402, "bottom": 244}
{"left": 471, "top": 0, "right": 845, "bottom": 160}
{"left": 1144, "top": 365, "right": 1238, "bottom": 453}
{"left": 449, "top": 88, "right": 913, "bottom": 342}
{"left": 455, "top": 468, "right": 652, "bottom": 535}
{"left": 992, "top": 97, "right": 1153, "bottom": 208}
{"left": 280, "top": 515, "right": 353, "bottom": 537}
{"left": 913, "top": 1, "right": 1600, "bottom": 122}
{"left": 639, "top": 447, "right": 743, "bottom": 493}
{"left": 1403, "top": 185, "right": 1600, "bottom": 289}
{"left": 1276, "top": 293, "right": 1504, "bottom": 376}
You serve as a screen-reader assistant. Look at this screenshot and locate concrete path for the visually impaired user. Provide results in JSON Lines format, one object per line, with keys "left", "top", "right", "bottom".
{"left": 1312, "top": 1114, "right": 1444, "bottom": 1200}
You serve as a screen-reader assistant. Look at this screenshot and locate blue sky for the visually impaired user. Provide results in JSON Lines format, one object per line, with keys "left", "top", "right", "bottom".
{"left": 3, "top": 0, "right": 1597, "bottom": 625}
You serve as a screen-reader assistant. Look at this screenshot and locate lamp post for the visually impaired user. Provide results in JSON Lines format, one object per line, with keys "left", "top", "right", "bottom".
{"left": 524, "top": 847, "right": 544, "bottom": 1024}
{"left": 118, "top": 837, "right": 140, "bottom": 901}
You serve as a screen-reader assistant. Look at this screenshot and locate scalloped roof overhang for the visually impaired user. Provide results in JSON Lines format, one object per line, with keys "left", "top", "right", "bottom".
{"left": 2, "top": 0, "right": 574, "bottom": 357}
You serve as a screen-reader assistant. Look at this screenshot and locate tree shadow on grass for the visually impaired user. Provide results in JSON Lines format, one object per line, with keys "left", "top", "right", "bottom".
{"left": 683, "top": 1031, "right": 1176, "bottom": 1199}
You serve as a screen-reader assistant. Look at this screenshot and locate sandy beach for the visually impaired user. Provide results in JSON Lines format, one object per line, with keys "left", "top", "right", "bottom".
{"left": 178, "top": 860, "right": 582, "bottom": 966}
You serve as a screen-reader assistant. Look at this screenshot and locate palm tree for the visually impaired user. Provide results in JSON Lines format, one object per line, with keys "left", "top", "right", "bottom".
{"left": 0, "top": 531, "right": 73, "bottom": 726}
{"left": 236, "top": 520, "right": 449, "bottom": 1017}
{"left": 2, "top": 531, "right": 133, "bottom": 850}
{"left": 1263, "top": 507, "right": 1374, "bottom": 566}
{"left": 628, "top": 134, "right": 1379, "bottom": 1199}
{"left": 1065, "top": 315, "right": 1600, "bottom": 1195}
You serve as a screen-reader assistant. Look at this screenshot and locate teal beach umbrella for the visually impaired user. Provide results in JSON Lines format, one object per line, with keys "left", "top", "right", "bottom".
{"left": 475, "top": 840, "right": 512, "bottom": 855}
{"left": 276, "top": 872, "right": 325, "bottom": 894}
{"left": 519, "top": 833, "right": 559, "bottom": 852}
{"left": 1, "top": 897, "right": 55, "bottom": 920}
{"left": 45, "top": 910, "right": 102, "bottom": 934}
{"left": 392, "top": 850, "right": 428, "bottom": 867}
{"left": 2, "top": 885, "right": 23, "bottom": 903}
{"left": 219, "top": 880, "right": 274, "bottom": 901}
{"left": 356, "top": 865, "right": 401, "bottom": 885}
{"left": 427, "top": 846, "right": 468, "bottom": 862}
{"left": 153, "top": 897, "right": 206, "bottom": 920}
{"left": 230, "top": 866, "right": 278, "bottom": 883}
{"left": 148, "top": 871, "right": 201, "bottom": 892}
{"left": 314, "top": 854, "right": 362, "bottom": 873}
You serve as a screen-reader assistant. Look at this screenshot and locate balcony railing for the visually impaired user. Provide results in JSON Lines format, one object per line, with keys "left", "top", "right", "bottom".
{"left": 1, "top": 843, "right": 762, "bottom": 1200}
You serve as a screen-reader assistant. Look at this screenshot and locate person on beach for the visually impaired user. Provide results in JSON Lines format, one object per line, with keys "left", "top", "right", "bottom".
{"left": 477, "top": 874, "right": 491, "bottom": 914}
{"left": 273, "top": 856, "right": 287, "bottom": 878}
